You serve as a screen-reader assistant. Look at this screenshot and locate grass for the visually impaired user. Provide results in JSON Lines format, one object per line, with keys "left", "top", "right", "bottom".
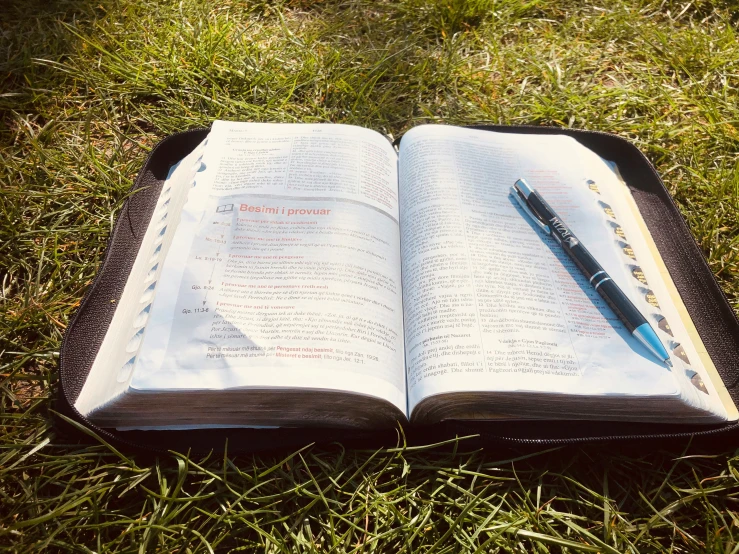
{"left": 1, "top": 0, "right": 739, "bottom": 551}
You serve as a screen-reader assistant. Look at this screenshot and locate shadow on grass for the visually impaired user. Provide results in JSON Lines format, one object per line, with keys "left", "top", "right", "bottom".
{"left": 0, "top": 0, "right": 112, "bottom": 136}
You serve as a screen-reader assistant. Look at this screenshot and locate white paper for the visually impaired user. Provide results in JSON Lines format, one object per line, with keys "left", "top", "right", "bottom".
{"left": 130, "top": 123, "right": 407, "bottom": 415}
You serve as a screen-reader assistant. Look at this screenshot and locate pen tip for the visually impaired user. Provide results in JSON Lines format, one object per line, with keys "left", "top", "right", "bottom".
{"left": 665, "top": 358, "right": 673, "bottom": 368}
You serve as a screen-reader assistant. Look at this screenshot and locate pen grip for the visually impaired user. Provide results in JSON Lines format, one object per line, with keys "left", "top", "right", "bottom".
{"left": 563, "top": 241, "right": 602, "bottom": 279}
{"left": 565, "top": 243, "right": 647, "bottom": 333}
{"left": 594, "top": 279, "right": 647, "bottom": 333}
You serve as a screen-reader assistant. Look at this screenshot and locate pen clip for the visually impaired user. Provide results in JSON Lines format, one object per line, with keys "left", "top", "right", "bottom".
{"left": 510, "top": 183, "right": 551, "bottom": 234}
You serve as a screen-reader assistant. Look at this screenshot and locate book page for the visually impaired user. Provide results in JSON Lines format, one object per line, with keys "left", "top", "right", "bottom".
{"left": 130, "top": 122, "right": 406, "bottom": 416}
{"left": 398, "top": 125, "right": 726, "bottom": 421}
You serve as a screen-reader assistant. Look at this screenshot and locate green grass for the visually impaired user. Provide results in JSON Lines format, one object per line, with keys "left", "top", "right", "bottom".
{"left": 2, "top": 0, "right": 739, "bottom": 551}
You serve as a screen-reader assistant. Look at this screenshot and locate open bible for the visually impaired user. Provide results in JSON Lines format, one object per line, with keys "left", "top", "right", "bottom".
{"left": 73, "top": 122, "right": 738, "bottom": 430}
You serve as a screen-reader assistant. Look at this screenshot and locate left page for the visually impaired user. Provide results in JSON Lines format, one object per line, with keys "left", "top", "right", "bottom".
{"left": 130, "top": 122, "right": 407, "bottom": 416}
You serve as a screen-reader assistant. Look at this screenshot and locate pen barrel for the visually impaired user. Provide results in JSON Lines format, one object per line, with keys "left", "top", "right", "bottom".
{"left": 527, "top": 191, "right": 648, "bottom": 334}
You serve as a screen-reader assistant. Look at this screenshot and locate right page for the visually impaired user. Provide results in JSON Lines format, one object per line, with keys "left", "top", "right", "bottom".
{"left": 398, "top": 125, "right": 728, "bottom": 422}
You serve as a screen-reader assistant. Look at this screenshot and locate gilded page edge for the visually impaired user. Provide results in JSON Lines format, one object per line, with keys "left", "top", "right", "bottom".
{"left": 614, "top": 169, "right": 739, "bottom": 421}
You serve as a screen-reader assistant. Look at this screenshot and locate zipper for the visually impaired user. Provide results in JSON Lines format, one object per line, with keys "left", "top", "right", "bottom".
{"left": 57, "top": 124, "right": 739, "bottom": 453}
{"left": 59, "top": 127, "right": 209, "bottom": 455}
{"left": 464, "top": 420, "right": 739, "bottom": 446}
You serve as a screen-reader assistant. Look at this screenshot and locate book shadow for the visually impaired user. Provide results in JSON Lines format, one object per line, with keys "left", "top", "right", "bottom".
{"left": 191, "top": 316, "right": 265, "bottom": 371}
{"left": 508, "top": 195, "right": 660, "bottom": 368}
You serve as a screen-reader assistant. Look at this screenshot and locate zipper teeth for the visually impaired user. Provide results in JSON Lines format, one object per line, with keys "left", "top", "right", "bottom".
{"left": 57, "top": 124, "right": 738, "bottom": 453}
{"left": 476, "top": 421, "right": 739, "bottom": 446}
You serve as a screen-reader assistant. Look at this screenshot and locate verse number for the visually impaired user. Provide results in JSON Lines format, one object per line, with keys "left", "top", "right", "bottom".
{"left": 182, "top": 308, "right": 210, "bottom": 314}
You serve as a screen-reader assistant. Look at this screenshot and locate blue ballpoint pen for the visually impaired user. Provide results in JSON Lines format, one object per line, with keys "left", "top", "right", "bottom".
{"left": 511, "top": 178, "right": 672, "bottom": 367}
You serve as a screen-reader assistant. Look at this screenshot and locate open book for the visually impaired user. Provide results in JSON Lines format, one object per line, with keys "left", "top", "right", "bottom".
{"left": 74, "top": 122, "right": 738, "bottom": 429}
